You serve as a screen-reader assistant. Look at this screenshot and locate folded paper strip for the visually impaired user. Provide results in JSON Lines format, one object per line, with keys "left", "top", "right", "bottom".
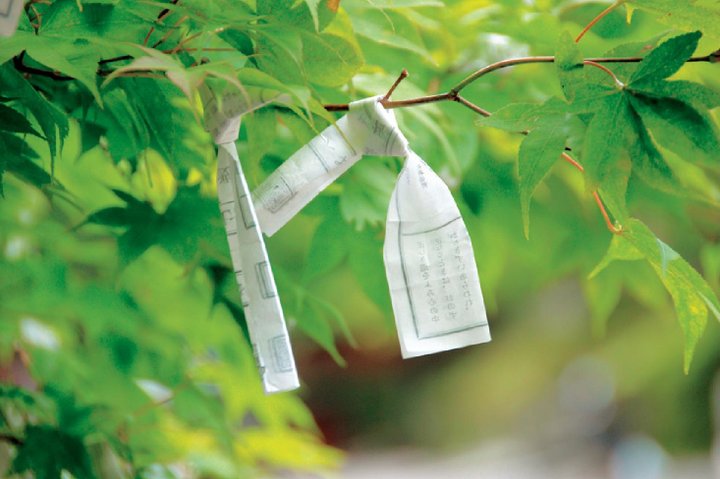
{"left": 204, "top": 87, "right": 299, "bottom": 393}
{"left": 384, "top": 152, "right": 490, "bottom": 357}
{"left": 252, "top": 96, "right": 491, "bottom": 358}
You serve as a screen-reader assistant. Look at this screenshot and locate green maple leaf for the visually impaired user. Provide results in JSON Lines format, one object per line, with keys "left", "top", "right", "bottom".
{"left": 591, "top": 219, "right": 720, "bottom": 372}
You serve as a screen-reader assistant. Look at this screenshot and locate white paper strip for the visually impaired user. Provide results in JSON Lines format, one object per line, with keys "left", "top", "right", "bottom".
{"left": 384, "top": 151, "right": 490, "bottom": 358}
{"left": 203, "top": 84, "right": 299, "bottom": 393}
{"left": 252, "top": 96, "right": 408, "bottom": 236}
{"left": 217, "top": 140, "right": 299, "bottom": 393}
{"left": 0, "top": 0, "right": 23, "bottom": 37}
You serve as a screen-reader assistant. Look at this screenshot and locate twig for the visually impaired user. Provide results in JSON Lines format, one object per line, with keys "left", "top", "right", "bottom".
{"left": 453, "top": 95, "right": 491, "bottom": 117}
{"left": 151, "top": 14, "right": 189, "bottom": 49}
{"left": 0, "top": 432, "right": 24, "bottom": 447}
{"left": 144, "top": 0, "right": 180, "bottom": 46}
{"left": 13, "top": 52, "right": 73, "bottom": 81}
{"left": 382, "top": 69, "right": 408, "bottom": 101}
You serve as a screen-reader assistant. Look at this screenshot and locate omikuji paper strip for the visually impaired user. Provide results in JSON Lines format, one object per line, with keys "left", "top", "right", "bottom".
{"left": 216, "top": 141, "right": 299, "bottom": 393}
{"left": 202, "top": 84, "right": 299, "bottom": 393}
{"left": 384, "top": 151, "right": 490, "bottom": 358}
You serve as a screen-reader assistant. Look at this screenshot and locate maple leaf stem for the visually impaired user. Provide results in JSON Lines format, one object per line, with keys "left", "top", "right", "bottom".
{"left": 575, "top": 1, "right": 624, "bottom": 43}
{"left": 593, "top": 191, "right": 623, "bottom": 234}
{"left": 561, "top": 152, "right": 622, "bottom": 234}
{"left": 584, "top": 60, "right": 625, "bottom": 88}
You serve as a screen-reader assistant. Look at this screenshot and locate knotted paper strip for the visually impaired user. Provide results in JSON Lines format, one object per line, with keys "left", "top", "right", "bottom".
{"left": 253, "top": 96, "right": 408, "bottom": 236}
{"left": 0, "top": 0, "right": 23, "bottom": 37}
{"left": 384, "top": 151, "right": 490, "bottom": 358}
{"left": 204, "top": 88, "right": 299, "bottom": 393}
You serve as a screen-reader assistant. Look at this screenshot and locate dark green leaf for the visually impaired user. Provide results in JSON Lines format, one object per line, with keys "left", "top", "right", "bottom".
{"left": 629, "top": 31, "right": 702, "bottom": 85}
{"left": 0, "top": 65, "right": 69, "bottom": 166}
{"left": 582, "top": 92, "right": 632, "bottom": 188}
{"left": 0, "top": 104, "right": 41, "bottom": 137}
{"left": 629, "top": 93, "right": 720, "bottom": 166}
{"left": 631, "top": 80, "right": 720, "bottom": 110}
{"left": 11, "top": 425, "right": 96, "bottom": 479}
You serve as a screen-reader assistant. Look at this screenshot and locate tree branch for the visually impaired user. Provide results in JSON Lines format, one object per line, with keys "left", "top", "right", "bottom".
{"left": 323, "top": 51, "right": 718, "bottom": 112}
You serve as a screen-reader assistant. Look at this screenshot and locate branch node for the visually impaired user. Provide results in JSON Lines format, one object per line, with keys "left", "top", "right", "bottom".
{"left": 381, "top": 69, "right": 409, "bottom": 103}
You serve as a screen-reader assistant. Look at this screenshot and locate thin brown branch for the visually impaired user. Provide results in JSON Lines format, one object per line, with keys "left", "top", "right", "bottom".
{"left": 453, "top": 95, "right": 491, "bottom": 117}
{"left": 323, "top": 52, "right": 716, "bottom": 112}
{"left": 13, "top": 52, "right": 73, "bottom": 81}
{"left": 144, "top": 0, "right": 180, "bottom": 46}
{"left": 382, "top": 69, "right": 409, "bottom": 102}
{"left": 151, "top": 14, "right": 189, "bottom": 49}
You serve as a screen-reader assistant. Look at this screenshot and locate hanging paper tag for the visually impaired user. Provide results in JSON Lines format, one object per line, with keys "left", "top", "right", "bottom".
{"left": 252, "top": 96, "right": 408, "bottom": 236}
{"left": 384, "top": 152, "right": 490, "bottom": 358}
{"left": 202, "top": 84, "right": 299, "bottom": 393}
{"left": 216, "top": 139, "right": 300, "bottom": 393}
{"left": 0, "top": 0, "right": 23, "bottom": 37}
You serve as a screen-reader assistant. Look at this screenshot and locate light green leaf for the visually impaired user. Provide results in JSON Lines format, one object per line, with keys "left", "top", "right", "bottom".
{"left": 517, "top": 125, "right": 567, "bottom": 238}
{"left": 555, "top": 30, "right": 584, "bottom": 102}
{"left": 626, "top": 106, "right": 678, "bottom": 196}
{"left": 301, "top": 30, "right": 363, "bottom": 87}
{"left": 304, "top": 212, "right": 350, "bottom": 281}
{"left": 592, "top": 218, "right": 720, "bottom": 372}
{"left": 339, "top": 161, "right": 396, "bottom": 230}
{"left": 628, "top": 0, "right": 720, "bottom": 41}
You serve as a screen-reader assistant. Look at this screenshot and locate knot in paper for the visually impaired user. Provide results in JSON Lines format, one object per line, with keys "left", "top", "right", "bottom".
{"left": 202, "top": 87, "right": 283, "bottom": 144}
{"left": 347, "top": 96, "right": 409, "bottom": 157}
{"left": 252, "top": 96, "right": 409, "bottom": 236}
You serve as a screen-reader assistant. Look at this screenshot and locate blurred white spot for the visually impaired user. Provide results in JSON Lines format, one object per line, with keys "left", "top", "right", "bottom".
{"left": 611, "top": 435, "right": 666, "bottom": 479}
{"left": 135, "top": 378, "right": 173, "bottom": 403}
{"left": 20, "top": 318, "right": 60, "bottom": 350}
{"left": 18, "top": 209, "right": 34, "bottom": 225}
{"left": 4, "top": 235, "right": 30, "bottom": 260}
{"left": 438, "top": 166, "right": 459, "bottom": 189}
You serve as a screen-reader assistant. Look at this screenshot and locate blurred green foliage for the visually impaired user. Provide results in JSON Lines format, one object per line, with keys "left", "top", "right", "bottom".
{"left": 0, "top": 0, "right": 719, "bottom": 477}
